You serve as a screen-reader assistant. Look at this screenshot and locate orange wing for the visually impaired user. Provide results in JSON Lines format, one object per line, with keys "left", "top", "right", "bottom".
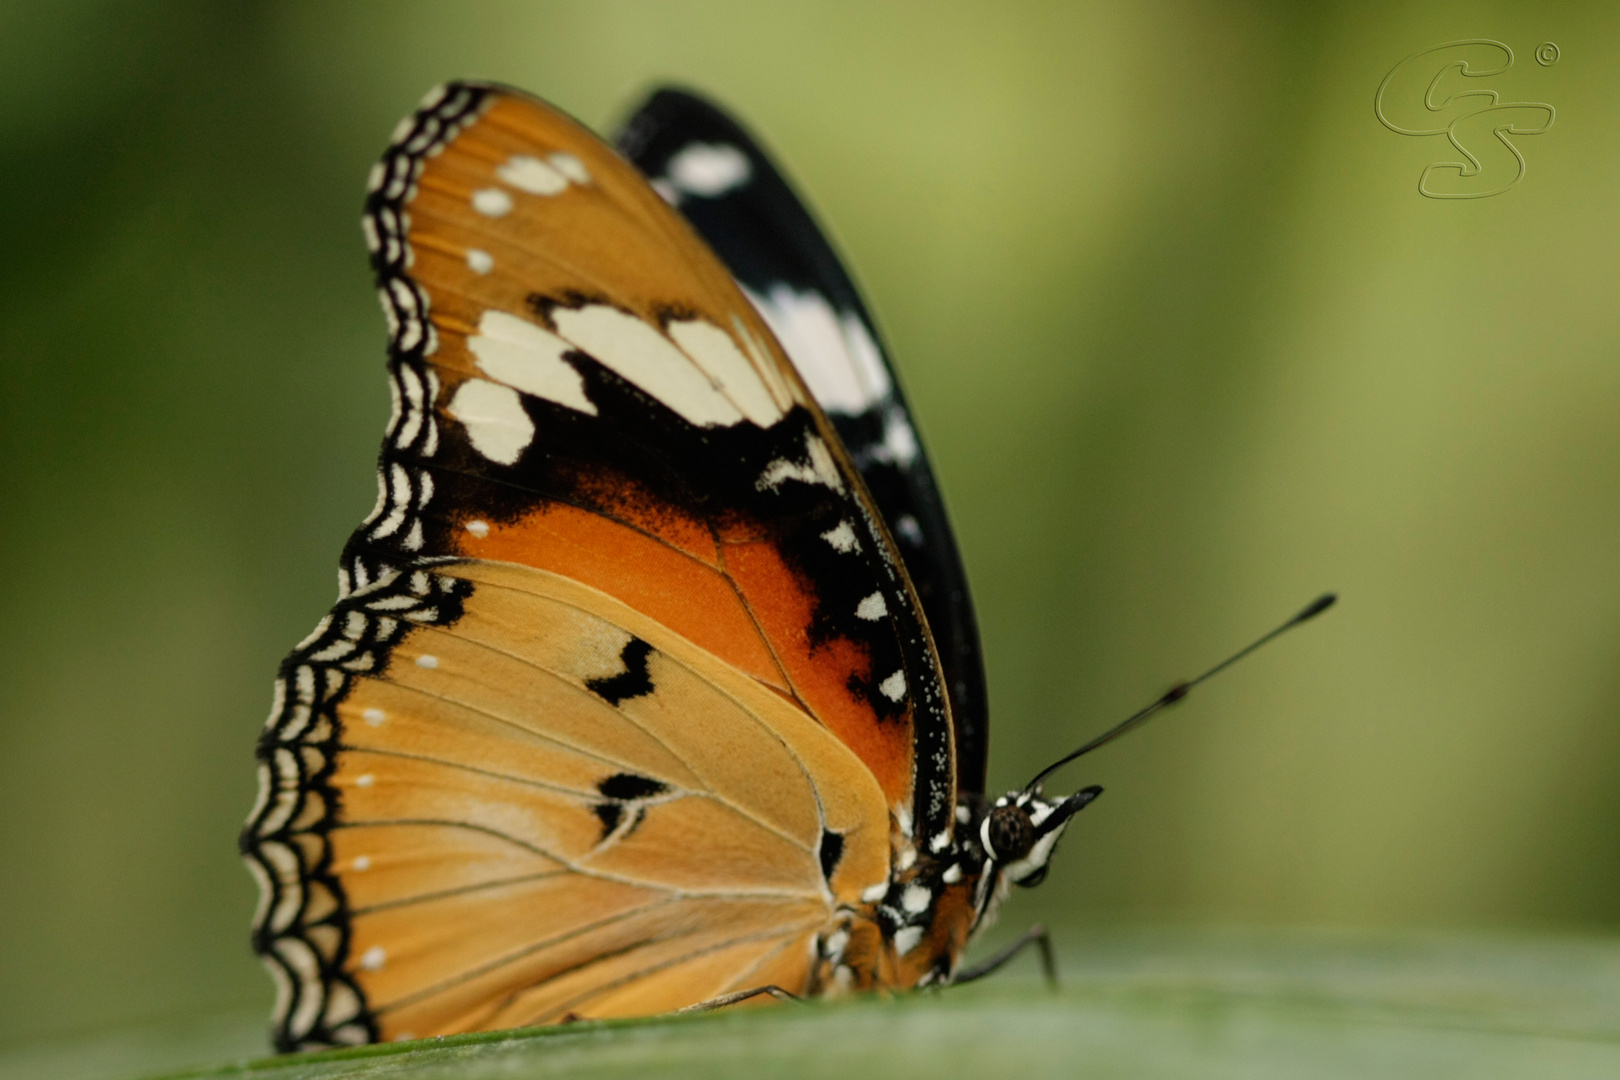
{"left": 244, "top": 83, "right": 960, "bottom": 1050}
{"left": 360, "top": 85, "right": 952, "bottom": 821}
{"left": 250, "top": 560, "right": 888, "bottom": 1040}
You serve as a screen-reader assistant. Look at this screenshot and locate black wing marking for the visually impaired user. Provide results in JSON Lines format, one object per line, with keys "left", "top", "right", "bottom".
{"left": 616, "top": 88, "right": 990, "bottom": 795}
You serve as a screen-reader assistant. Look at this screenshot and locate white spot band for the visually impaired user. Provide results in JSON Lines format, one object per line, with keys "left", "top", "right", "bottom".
{"left": 471, "top": 188, "right": 512, "bottom": 217}
{"left": 467, "top": 309, "right": 596, "bottom": 416}
{"left": 855, "top": 592, "right": 887, "bottom": 621}
{"left": 879, "top": 670, "right": 907, "bottom": 702}
{"left": 446, "top": 378, "right": 533, "bottom": 464}
{"left": 666, "top": 143, "right": 752, "bottom": 196}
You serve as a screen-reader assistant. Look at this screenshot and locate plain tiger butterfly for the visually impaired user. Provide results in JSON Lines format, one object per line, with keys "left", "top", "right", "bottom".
{"left": 242, "top": 82, "right": 1333, "bottom": 1050}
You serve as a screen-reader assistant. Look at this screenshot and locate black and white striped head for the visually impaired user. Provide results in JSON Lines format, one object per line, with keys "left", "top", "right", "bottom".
{"left": 979, "top": 785, "right": 1102, "bottom": 889}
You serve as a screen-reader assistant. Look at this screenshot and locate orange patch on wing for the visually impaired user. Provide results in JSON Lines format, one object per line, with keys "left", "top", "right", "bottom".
{"left": 722, "top": 538, "right": 913, "bottom": 809}
{"left": 456, "top": 502, "right": 786, "bottom": 694}
{"left": 579, "top": 475, "right": 719, "bottom": 566}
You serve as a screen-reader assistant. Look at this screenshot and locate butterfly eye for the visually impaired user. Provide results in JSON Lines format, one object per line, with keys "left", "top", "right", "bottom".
{"left": 984, "top": 804, "right": 1035, "bottom": 863}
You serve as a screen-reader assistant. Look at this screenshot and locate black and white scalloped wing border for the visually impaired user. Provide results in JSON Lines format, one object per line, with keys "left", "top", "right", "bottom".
{"left": 241, "top": 83, "right": 488, "bottom": 1052}
{"left": 242, "top": 564, "right": 471, "bottom": 1049}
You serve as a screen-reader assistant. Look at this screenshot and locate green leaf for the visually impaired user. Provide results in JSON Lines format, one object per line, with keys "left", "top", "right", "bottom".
{"left": 8, "top": 929, "right": 1620, "bottom": 1080}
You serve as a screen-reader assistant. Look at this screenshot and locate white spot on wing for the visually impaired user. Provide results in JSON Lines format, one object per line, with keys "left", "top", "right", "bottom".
{"left": 840, "top": 312, "right": 892, "bottom": 406}
{"left": 893, "top": 926, "right": 924, "bottom": 956}
{"left": 666, "top": 143, "right": 751, "bottom": 196}
{"left": 901, "top": 884, "right": 931, "bottom": 914}
{"left": 757, "top": 432, "right": 844, "bottom": 493}
{"left": 895, "top": 514, "right": 923, "bottom": 547}
{"left": 822, "top": 520, "right": 861, "bottom": 553}
{"left": 416, "top": 654, "right": 439, "bottom": 669}
{"left": 667, "top": 318, "right": 784, "bottom": 426}
{"left": 551, "top": 305, "right": 744, "bottom": 427}
{"left": 548, "top": 152, "right": 589, "bottom": 184}
{"left": 879, "top": 670, "right": 907, "bottom": 702}
{"left": 362, "top": 708, "right": 386, "bottom": 726}
{"left": 468, "top": 310, "right": 596, "bottom": 416}
{"left": 471, "top": 188, "right": 513, "bottom": 217}
{"left": 497, "top": 154, "right": 568, "bottom": 195}
{"left": 861, "top": 883, "right": 887, "bottom": 902}
{"left": 359, "top": 946, "right": 387, "bottom": 971}
{"left": 446, "top": 378, "right": 533, "bottom": 464}
{"left": 355, "top": 774, "right": 374, "bottom": 788}
{"left": 855, "top": 592, "right": 888, "bottom": 621}
{"left": 942, "top": 863, "right": 962, "bottom": 884}
{"left": 464, "top": 519, "right": 490, "bottom": 538}
{"left": 466, "top": 248, "right": 493, "bottom": 274}
{"left": 881, "top": 409, "right": 919, "bottom": 467}
{"left": 731, "top": 314, "right": 797, "bottom": 412}
{"left": 352, "top": 855, "right": 371, "bottom": 871}
{"left": 743, "top": 283, "right": 892, "bottom": 415}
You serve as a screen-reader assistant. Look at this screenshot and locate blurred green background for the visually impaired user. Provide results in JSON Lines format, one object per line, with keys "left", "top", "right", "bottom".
{"left": 2, "top": 0, "right": 1617, "bottom": 1051}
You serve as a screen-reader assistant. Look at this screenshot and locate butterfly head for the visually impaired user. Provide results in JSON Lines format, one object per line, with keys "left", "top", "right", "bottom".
{"left": 978, "top": 784, "right": 1102, "bottom": 890}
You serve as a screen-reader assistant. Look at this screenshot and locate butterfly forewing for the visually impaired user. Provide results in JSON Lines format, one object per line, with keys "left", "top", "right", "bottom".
{"left": 244, "top": 83, "right": 959, "bottom": 1049}
{"left": 357, "top": 86, "right": 953, "bottom": 823}
{"left": 617, "top": 90, "right": 989, "bottom": 794}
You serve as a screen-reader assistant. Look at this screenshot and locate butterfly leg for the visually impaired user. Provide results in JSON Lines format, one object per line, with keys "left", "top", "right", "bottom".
{"left": 676, "top": 985, "right": 802, "bottom": 1014}
{"left": 951, "top": 923, "right": 1058, "bottom": 989}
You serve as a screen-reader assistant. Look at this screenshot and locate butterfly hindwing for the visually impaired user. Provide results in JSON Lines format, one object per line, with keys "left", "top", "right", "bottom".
{"left": 244, "top": 82, "right": 961, "bottom": 1048}
{"left": 252, "top": 560, "right": 889, "bottom": 1042}
{"left": 616, "top": 90, "right": 989, "bottom": 795}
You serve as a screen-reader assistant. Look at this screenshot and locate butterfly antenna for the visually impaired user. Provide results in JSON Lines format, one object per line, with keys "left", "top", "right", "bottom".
{"left": 1024, "top": 593, "right": 1337, "bottom": 794}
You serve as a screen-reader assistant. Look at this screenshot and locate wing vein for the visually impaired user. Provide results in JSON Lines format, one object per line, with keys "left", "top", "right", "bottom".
{"left": 345, "top": 679, "right": 660, "bottom": 785}
{"left": 370, "top": 896, "right": 678, "bottom": 1014}
{"left": 428, "top": 579, "right": 820, "bottom": 853}
{"left": 520, "top": 924, "right": 814, "bottom": 1027}
{"left": 350, "top": 869, "right": 569, "bottom": 916}
{"left": 338, "top": 817, "right": 820, "bottom": 900}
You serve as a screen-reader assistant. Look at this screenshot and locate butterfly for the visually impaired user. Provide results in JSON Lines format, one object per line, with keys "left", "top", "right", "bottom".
{"left": 242, "top": 81, "right": 1332, "bottom": 1051}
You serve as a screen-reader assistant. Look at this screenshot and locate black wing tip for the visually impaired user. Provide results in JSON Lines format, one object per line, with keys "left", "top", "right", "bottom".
{"left": 631, "top": 84, "right": 732, "bottom": 120}
{"left": 617, "top": 84, "right": 762, "bottom": 164}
